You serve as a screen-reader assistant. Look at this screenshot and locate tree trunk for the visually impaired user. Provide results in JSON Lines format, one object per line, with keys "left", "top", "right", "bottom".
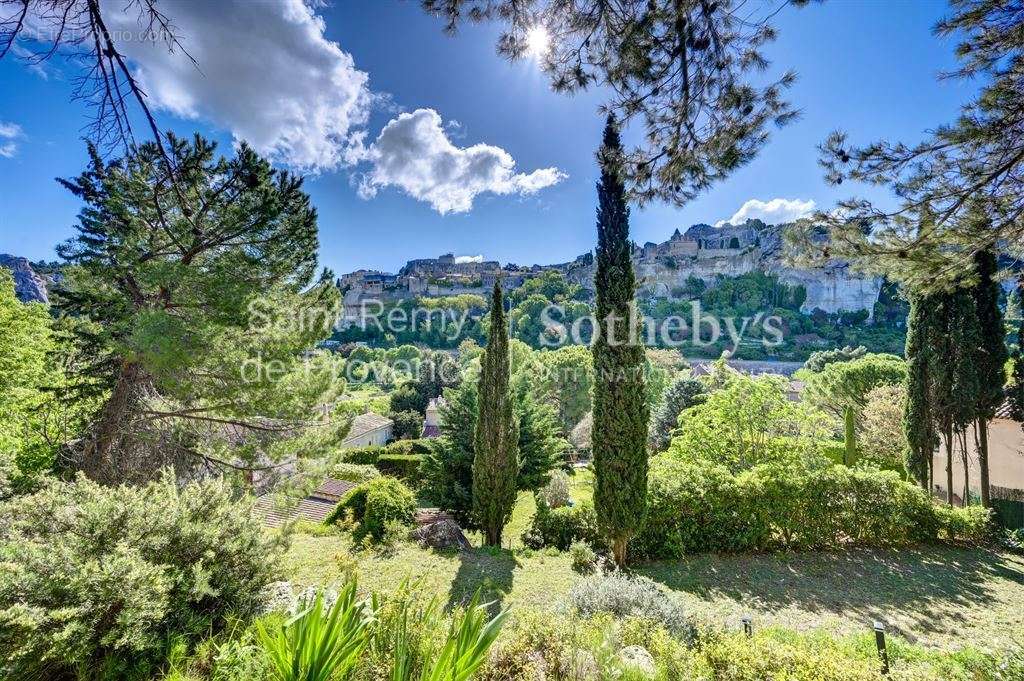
{"left": 978, "top": 418, "right": 991, "bottom": 508}
{"left": 82, "top": 360, "right": 145, "bottom": 482}
{"left": 944, "top": 424, "right": 955, "bottom": 506}
{"left": 611, "top": 536, "right": 628, "bottom": 567}
{"left": 960, "top": 429, "right": 970, "bottom": 507}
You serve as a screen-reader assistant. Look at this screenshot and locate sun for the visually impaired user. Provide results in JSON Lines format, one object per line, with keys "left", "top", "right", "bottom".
{"left": 525, "top": 25, "right": 550, "bottom": 58}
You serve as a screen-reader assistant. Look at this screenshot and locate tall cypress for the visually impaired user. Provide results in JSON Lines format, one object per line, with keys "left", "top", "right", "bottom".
{"left": 592, "top": 116, "right": 649, "bottom": 566}
{"left": 472, "top": 282, "right": 519, "bottom": 546}
{"left": 904, "top": 292, "right": 937, "bottom": 489}
{"left": 971, "top": 247, "right": 1009, "bottom": 508}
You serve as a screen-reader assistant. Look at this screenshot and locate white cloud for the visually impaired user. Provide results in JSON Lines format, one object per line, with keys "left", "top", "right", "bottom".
{"left": 454, "top": 255, "right": 484, "bottom": 264}
{"left": 356, "top": 108, "right": 567, "bottom": 214}
{"left": 106, "top": 0, "right": 372, "bottom": 172}
{"left": 0, "top": 122, "right": 23, "bottom": 158}
{"left": 716, "top": 198, "right": 816, "bottom": 227}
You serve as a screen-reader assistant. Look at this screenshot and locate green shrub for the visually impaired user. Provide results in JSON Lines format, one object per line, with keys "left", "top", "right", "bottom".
{"left": 633, "top": 457, "right": 981, "bottom": 558}
{"left": 385, "top": 439, "right": 432, "bottom": 456}
{"left": 568, "top": 573, "right": 693, "bottom": 638}
{"left": 326, "top": 477, "right": 415, "bottom": 544}
{"left": 537, "top": 470, "right": 572, "bottom": 509}
{"left": 934, "top": 504, "right": 993, "bottom": 542}
{"left": 568, "top": 540, "right": 598, "bottom": 573}
{"left": 0, "top": 473, "right": 281, "bottom": 679}
{"left": 374, "top": 454, "right": 423, "bottom": 483}
{"left": 521, "top": 498, "right": 601, "bottom": 550}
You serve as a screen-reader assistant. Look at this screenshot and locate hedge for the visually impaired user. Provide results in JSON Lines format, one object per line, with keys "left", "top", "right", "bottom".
{"left": 341, "top": 440, "right": 429, "bottom": 482}
{"left": 375, "top": 454, "right": 423, "bottom": 483}
{"left": 630, "top": 457, "right": 991, "bottom": 559}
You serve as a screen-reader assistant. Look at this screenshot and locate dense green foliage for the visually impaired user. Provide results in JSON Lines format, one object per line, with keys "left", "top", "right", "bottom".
{"left": 522, "top": 497, "right": 601, "bottom": 551}
{"left": 591, "top": 118, "right": 649, "bottom": 565}
{"left": 472, "top": 284, "right": 520, "bottom": 546}
{"left": 668, "top": 370, "right": 828, "bottom": 472}
{"left": 535, "top": 345, "right": 594, "bottom": 433}
{"left": 633, "top": 457, "right": 991, "bottom": 559}
{"left": 325, "top": 477, "right": 416, "bottom": 543}
{"left": 0, "top": 269, "right": 59, "bottom": 495}
{"left": 803, "top": 345, "right": 868, "bottom": 372}
{"left": 904, "top": 292, "right": 938, "bottom": 487}
{"left": 390, "top": 409, "right": 424, "bottom": 441}
{"left": 0, "top": 474, "right": 280, "bottom": 679}
{"left": 649, "top": 376, "right": 707, "bottom": 452}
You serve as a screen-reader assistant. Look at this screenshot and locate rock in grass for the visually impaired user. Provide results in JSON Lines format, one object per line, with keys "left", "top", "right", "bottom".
{"left": 410, "top": 518, "right": 472, "bottom": 551}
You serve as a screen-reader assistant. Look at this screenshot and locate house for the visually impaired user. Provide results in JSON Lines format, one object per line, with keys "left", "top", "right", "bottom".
{"left": 932, "top": 401, "right": 1024, "bottom": 501}
{"left": 342, "top": 412, "right": 394, "bottom": 448}
{"left": 422, "top": 397, "right": 446, "bottom": 438}
{"left": 255, "top": 477, "right": 357, "bottom": 527}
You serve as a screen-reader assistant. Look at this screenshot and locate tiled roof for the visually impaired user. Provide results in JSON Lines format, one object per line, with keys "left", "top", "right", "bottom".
{"left": 255, "top": 477, "right": 357, "bottom": 527}
{"left": 343, "top": 412, "right": 393, "bottom": 443}
{"left": 422, "top": 424, "right": 441, "bottom": 438}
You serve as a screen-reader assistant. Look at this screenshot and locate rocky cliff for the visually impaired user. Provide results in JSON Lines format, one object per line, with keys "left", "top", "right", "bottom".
{"left": 0, "top": 255, "right": 49, "bottom": 304}
{"left": 562, "top": 220, "right": 883, "bottom": 318}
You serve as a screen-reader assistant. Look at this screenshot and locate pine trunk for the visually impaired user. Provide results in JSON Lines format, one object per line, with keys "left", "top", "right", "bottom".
{"left": 83, "top": 359, "right": 145, "bottom": 482}
{"left": 944, "top": 425, "right": 954, "bottom": 506}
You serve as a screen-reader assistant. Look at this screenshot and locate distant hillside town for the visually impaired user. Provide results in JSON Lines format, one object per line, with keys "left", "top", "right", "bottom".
{"left": 337, "top": 219, "right": 884, "bottom": 323}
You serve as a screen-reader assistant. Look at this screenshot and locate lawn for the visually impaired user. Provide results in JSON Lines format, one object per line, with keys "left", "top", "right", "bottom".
{"left": 281, "top": 468, "right": 1024, "bottom": 652}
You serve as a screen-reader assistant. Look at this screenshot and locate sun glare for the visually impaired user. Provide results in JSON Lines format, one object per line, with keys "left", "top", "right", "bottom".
{"left": 525, "top": 25, "right": 550, "bottom": 58}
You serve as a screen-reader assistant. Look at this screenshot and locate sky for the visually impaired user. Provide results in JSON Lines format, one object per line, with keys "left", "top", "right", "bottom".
{"left": 0, "top": 0, "right": 977, "bottom": 276}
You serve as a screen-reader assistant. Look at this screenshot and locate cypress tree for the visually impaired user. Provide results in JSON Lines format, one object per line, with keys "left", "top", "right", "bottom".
{"left": 971, "top": 247, "right": 1009, "bottom": 508}
{"left": 904, "top": 292, "right": 937, "bottom": 489}
{"left": 592, "top": 116, "right": 649, "bottom": 566}
{"left": 472, "top": 282, "right": 519, "bottom": 546}
{"left": 929, "top": 288, "right": 982, "bottom": 505}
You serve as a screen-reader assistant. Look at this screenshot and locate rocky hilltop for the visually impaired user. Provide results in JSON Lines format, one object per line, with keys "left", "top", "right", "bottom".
{"left": 338, "top": 220, "right": 884, "bottom": 321}
{"left": 0, "top": 254, "right": 49, "bottom": 304}
{"left": 560, "top": 219, "right": 883, "bottom": 318}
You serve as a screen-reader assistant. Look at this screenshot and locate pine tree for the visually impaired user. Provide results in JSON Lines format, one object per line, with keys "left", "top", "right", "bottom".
{"left": 592, "top": 116, "right": 649, "bottom": 566}
{"left": 472, "top": 282, "right": 519, "bottom": 546}
{"left": 903, "top": 292, "right": 936, "bottom": 489}
{"left": 971, "top": 248, "right": 1009, "bottom": 508}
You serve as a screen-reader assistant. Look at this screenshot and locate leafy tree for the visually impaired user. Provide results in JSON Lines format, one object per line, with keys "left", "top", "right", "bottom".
{"left": 0, "top": 270, "right": 60, "bottom": 495}
{"left": 388, "top": 351, "right": 462, "bottom": 415}
{"left": 390, "top": 410, "right": 425, "bottom": 441}
{"left": 970, "top": 247, "right": 1009, "bottom": 507}
{"left": 668, "top": 372, "right": 828, "bottom": 472}
{"left": 591, "top": 118, "right": 648, "bottom": 566}
{"left": 904, "top": 292, "right": 939, "bottom": 489}
{"left": 800, "top": 353, "right": 907, "bottom": 465}
{"left": 423, "top": 0, "right": 802, "bottom": 206}
{"left": 798, "top": 2, "right": 1024, "bottom": 290}
{"left": 55, "top": 135, "right": 343, "bottom": 483}
{"left": 649, "top": 376, "right": 706, "bottom": 453}
{"left": 860, "top": 384, "right": 909, "bottom": 472}
{"left": 508, "top": 269, "right": 584, "bottom": 306}
{"left": 536, "top": 345, "right": 594, "bottom": 433}
{"left": 473, "top": 283, "right": 519, "bottom": 546}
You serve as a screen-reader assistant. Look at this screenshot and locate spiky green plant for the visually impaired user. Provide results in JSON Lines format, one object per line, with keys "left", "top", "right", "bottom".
{"left": 257, "top": 583, "right": 368, "bottom": 681}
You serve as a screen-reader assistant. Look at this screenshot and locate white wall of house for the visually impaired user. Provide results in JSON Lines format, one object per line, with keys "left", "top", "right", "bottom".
{"left": 932, "top": 417, "right": 1024, "bottom": 498}
{"left": 342, "top": 424, "right": 392, "bottom": 448}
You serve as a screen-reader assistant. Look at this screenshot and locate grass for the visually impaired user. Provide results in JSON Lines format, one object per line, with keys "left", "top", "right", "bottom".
{"left": 281, "top": 467, "right": 1024, "bottom": 652}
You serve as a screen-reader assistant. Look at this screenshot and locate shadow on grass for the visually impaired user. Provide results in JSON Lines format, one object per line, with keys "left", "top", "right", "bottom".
{"left": 636, "top": 544, "right": 1024, "bottom": 637}
{"left": 445, "top": 544, "right": 517, "bottom": 615}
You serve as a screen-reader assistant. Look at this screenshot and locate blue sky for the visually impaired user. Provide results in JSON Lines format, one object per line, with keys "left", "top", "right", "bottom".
{"left": 0, "top": 0, "right": 975, "bottom": 275}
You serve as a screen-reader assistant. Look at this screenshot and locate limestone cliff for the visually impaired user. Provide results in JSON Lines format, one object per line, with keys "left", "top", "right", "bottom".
{"left": 561, "top": 220, "right": 883, "bottom": 318}
{"left": 0, "top": 255, "right": 49, "bottom": 304}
